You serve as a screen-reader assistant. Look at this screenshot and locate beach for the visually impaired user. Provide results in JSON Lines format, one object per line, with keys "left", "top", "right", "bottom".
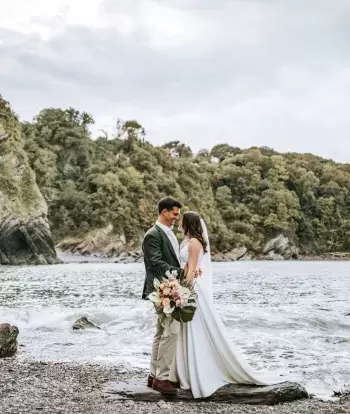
{"left": 1, "top": 360, "right": 349, "bottom": 414}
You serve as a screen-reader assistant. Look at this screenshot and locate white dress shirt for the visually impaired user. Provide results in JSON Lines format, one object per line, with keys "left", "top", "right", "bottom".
{"left": 156, "top": 220, "right": 180, "bottom": 262}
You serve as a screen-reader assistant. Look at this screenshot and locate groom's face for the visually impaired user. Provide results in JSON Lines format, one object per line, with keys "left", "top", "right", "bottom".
{"left": 163, "top": 207, "right": 180, "bottom": 228}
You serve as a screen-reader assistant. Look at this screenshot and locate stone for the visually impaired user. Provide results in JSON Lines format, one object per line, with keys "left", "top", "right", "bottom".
{"left": 263, "top": 234, "right": 289, "bottom": 255}
{"left": 239, "top": 253, "right": 253, "bottom": 261}
{"left": 263, "top": 234, "right": 298, "bottom": 260}
{"left": 266, "top": 251, "right": 285, "bottom": 261}
{"left": 211, "top": 254, "right": 225, "bottom": 262}
{"left": 226, "top": 247, "right": 248, "bottom": 261}
{"left": 73, "top": 317, "right": 100, "bottom": 331}
{"left": 0, "top": 216, "right": 61, "bottom": 266}
{"left": 0, "top": 323, "right": 19, "bottom": 358}
{"left": 103, "top": 379, "right": 309, "bottom": 405}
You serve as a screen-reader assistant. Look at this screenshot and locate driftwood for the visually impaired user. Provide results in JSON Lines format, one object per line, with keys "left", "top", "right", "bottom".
{"left": 103, "top": 378, "right": 309, "bottom": 405}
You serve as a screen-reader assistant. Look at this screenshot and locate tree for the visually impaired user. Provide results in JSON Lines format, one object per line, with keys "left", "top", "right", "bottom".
{"left": 3, "top": 98, "right": 350, "bottom": 255}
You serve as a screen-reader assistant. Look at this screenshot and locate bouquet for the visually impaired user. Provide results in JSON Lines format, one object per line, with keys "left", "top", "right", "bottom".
{"left": 148, "top": 270, "right": 197, "bottom": 324}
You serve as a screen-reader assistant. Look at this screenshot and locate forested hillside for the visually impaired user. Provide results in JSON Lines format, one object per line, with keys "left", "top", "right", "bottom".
{"left": 17, "top": 105, "right": 350, "bottom": 256}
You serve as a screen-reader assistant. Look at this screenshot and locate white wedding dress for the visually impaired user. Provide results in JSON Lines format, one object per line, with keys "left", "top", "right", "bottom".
{"left": 170, "top": 224, "right": 280, "bottom": 399}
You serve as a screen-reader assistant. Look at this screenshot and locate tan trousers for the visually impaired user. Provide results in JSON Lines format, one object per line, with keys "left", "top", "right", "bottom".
{"left": 150, "top": 316, "right": 180, "bottom": 381}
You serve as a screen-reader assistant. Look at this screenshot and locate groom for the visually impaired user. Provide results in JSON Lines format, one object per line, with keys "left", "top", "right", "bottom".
{"left": 142, "top": 197, "right": 184, "bottom": 395}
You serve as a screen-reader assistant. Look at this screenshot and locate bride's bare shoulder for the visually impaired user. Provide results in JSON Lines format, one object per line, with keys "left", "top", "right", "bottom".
{"left": 188, "top": 238, "right": 203, "bottom": 251}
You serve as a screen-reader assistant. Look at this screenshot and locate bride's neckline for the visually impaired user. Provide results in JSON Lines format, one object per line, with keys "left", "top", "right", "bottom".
{"left": 180, "top": 237, "right": 203, "bottom": 250}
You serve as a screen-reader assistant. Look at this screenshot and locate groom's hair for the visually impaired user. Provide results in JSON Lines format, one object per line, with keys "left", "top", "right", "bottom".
{"left": 158, "top": 197, "right": 182, "bottom": 214}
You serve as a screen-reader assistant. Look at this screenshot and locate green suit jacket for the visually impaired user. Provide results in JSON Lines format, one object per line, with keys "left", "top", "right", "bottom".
{"left": 141, "top": 225, "right": 184, "bottom": 300}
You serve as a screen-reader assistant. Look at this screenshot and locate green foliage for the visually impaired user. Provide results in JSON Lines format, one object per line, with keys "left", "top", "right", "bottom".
{"left": 2, "top": 100, "right": 346, "bottom": 254}
{"left": 0, "top": 96, "right": 45, "bottom": 215}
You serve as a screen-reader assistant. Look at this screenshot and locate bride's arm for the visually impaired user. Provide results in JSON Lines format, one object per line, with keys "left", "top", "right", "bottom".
{"left": 184, "top": 239, "right": 202, "bottom": 283}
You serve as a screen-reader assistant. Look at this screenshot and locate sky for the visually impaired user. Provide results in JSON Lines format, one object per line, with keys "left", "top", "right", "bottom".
{"left": 1, "top": 0, "right": 350, "bottom": 161}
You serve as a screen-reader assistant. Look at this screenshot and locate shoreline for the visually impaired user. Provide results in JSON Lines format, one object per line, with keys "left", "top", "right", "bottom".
{"left": 0, "top": 359, "right": 349, "bottom": 414}
{"left": 56, "top": 250, "right": 350, "bottom": 264}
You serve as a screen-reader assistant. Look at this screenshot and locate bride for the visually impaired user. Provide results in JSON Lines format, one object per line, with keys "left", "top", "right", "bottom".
{"left": 170, "top": 211, "right": 280, "bottom": 399}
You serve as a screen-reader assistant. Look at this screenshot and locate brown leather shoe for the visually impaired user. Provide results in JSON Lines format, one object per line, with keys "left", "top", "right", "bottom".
{"left": 152, "top": 379, "right": 177, "bottom": 395}
{"left": 147, "top": 375, "right": 154, "bottom": 388}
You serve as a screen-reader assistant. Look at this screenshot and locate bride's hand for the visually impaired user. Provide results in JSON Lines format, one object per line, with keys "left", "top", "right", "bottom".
{"left": 194, "top": 268, "right": 202, "bottom": 279}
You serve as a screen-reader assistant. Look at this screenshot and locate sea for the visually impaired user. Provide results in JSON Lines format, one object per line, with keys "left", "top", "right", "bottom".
{"left": 0, "top": 260, "right": 349, "bottom": 399}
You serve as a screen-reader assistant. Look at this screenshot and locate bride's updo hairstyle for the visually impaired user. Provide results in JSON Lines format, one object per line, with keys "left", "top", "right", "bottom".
{"left": 181, "top": 211, "right": 208, "bottom": 253}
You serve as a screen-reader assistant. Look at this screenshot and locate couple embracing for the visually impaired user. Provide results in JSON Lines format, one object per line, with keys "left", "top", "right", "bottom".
{"left": 142, "top": 197, "right": 278, "bottom": 398}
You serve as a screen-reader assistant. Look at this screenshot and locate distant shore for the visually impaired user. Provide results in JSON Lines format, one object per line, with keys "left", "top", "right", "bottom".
{"left": 56, "top": 249, "right": 350, "bottom": 264}
{"left": 57, "top": 250, "right": 116, "bottom": 264}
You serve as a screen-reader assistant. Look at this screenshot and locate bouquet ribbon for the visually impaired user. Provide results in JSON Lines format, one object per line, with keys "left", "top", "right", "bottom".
{"left": 159, "top": 314, "right": 180, "bottom": 338}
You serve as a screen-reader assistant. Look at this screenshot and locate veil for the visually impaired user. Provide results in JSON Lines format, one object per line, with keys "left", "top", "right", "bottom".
{"left": 200, "top": 218, "right": 213, "bottom": 301}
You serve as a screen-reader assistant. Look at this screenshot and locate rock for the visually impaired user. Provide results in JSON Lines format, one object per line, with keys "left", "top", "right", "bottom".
{"left": 0, "top": 97, "right": 61, "bottom": 266}
{"left": 103, "top": 378, "right": 309, "bottom": 405}
{"left": 57, "top": 224, "right": 128, "bottom": 259}
{"left": 73, "top": 317, "right": 100, "bottom": 330}
{"left": 211, "top": 254, "right": 226, "bottom": 262}
{"left": 0, "top": 323, "right": 19, "bottom": 358}
{"left": 226, "top": 247, "right": 248, "bottom": 261}
{"left": 239, "top": 253, "right": 253, "bottom": 261}
{"left": 263, "top": 234, "right": 298, "bottom": 260}
{"left": 114, "top": 250, "right": 144, "bottom": 264}
{"left": 266, "top": 251, "right": 285, "bottom": 260}
{"left": 263, "top": 234, "right": 289, "bottom": 255}
{"left": 0, "top": 216, "right": 61, "bottom": 266}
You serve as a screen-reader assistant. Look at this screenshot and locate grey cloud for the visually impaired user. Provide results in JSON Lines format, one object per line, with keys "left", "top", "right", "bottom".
{"left": 1, "top": 0, "right": 350, "bottom": 160}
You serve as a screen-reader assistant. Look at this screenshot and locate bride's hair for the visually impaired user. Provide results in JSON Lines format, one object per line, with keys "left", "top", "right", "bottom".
{"left": 181, "top": 211, "right": 208, "bottom": 253}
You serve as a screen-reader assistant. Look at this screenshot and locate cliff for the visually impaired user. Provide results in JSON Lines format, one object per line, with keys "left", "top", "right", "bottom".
{"left": 0, "top": 97, "right": 60, "bottom": 265}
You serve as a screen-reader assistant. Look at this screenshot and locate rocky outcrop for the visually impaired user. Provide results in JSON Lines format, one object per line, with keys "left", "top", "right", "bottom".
{"left": 103, "top": 378, "right": 309, "bottom": 405}
{"left": 73, "top": 317, "right": 100, "bottom": 330}
{"left": 0, "top": 215, "right": 60, "bottom": 265}
{"left": 239, "top": 253, "right": 253, "bottom": 261}
{"left": 266, "top": 251, "right": 285, "bottom": 261}
{"left": 57, "top": 225, "right": 145, "bottom": 263}
{"left": 225, "top": 247, "right": 248, "bottom": 261}
{"left": 0, "top": 323, "right": 19, "bottom": 358}
{"left": 57, "top": 225, "right": 126, "bottom": 257}
{"left": 263, "top": 234, "right": 298, "bottom": 260}
{"left": 114, "top": 250, "right": 143, "bottom": 264}
{"left": 212, "top": 247, "right": 251, "bottom": 262}
{"left": 0, "top": 97, "right": 60, "bottom": 265}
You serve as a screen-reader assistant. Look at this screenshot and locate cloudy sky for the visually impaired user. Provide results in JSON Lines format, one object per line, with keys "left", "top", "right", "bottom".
{"left": 1, "top": 0, "right": 350, "bottom": 161}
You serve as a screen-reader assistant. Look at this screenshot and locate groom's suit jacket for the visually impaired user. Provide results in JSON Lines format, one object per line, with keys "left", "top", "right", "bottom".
{"left": 141, "top": 225, "right": 184, "bottom": 300}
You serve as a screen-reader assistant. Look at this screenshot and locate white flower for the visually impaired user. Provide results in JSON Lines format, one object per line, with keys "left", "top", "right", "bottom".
{"left": 171, "top": 270, "right": 178, "bottom": 277}
{"left": 163, "top": 304, "right": 175, "bottom": 315}
{"left": 179, "top": 286, "right": 191, "bottom": 299}
{"left": 165, "top": 270, "right": 171, "bottom": 278}
{"left": 148, "top": 292, "right": 162, "bottom": 307}
{"left": 153, "top": 278, "right": 161, "bottom": 289}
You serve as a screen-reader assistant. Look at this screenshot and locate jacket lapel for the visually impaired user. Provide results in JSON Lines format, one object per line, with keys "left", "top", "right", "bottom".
{"left": 155, "top": 225, "right": 180, "bottom": 265}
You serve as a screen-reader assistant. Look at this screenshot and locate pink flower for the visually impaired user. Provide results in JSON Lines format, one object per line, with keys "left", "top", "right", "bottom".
{"left": 162, "top": 298, "right": 170, "bottom": 307}
{"left": 172, "top": 292, "right": 179, "bottom": 300}
{"left": 176, "top": 299, "right": 182, "bottom": 307}
{"left": 163, "top": 288, "right": 170, "bottom": 296}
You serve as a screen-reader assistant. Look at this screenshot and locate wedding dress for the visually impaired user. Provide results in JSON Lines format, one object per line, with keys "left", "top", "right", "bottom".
{"left": 170, "top": 220, "right": 280, "bottom": 399}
